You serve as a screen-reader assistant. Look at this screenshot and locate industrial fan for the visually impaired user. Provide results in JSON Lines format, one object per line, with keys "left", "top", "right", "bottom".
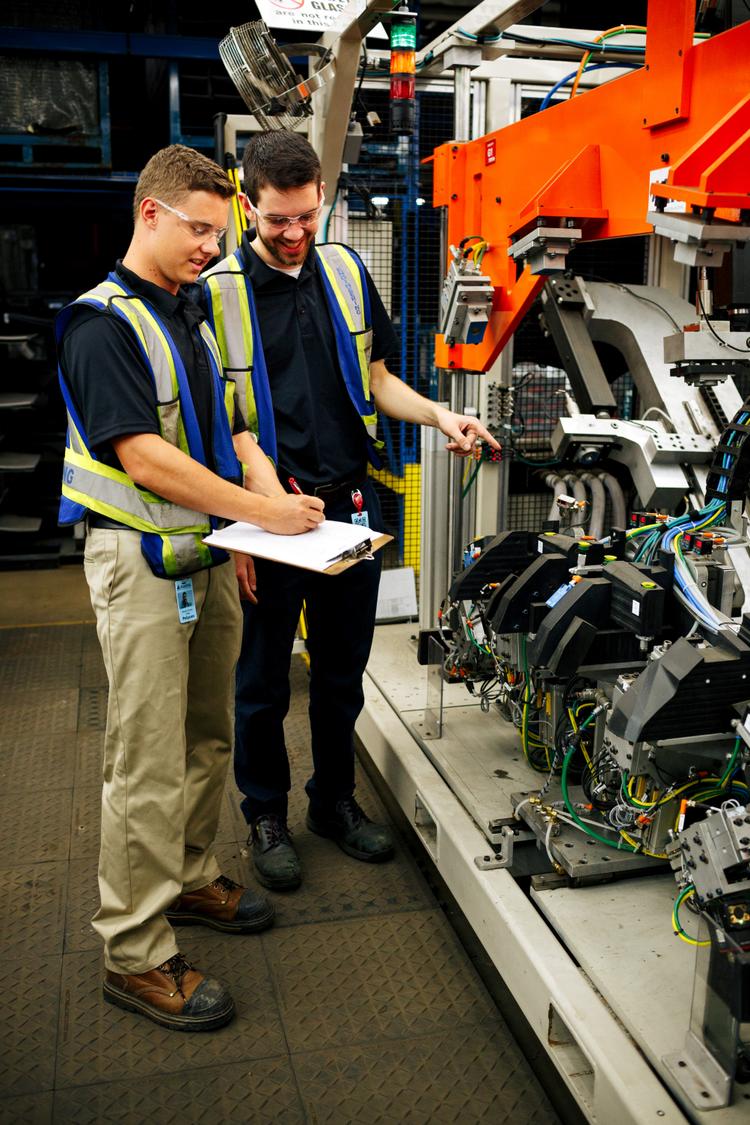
{"left": 219, "top": 21, "right": 335, "bottom": 130}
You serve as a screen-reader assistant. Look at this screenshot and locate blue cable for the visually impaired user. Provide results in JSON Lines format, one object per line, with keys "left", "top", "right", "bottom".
{"left": 627, "top": 500, "right": 726, "bottom": 627}
{"left": 539, "top": 62, "right": 641, "bottom": 111}
{"left": 661, "top": 501, "right": 727, "bottom": 627}
{"left": 717, "top": 410, "right": 749, "bottom": 495}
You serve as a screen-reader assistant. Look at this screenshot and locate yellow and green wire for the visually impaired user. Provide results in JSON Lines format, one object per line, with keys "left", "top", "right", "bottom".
{"left": 673, "top": 885, "right": 710, "bottom": 947}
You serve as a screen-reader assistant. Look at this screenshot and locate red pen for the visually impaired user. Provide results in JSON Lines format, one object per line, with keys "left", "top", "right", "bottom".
{"left": 288, "top": 477, "right": 303, "bottom": 495}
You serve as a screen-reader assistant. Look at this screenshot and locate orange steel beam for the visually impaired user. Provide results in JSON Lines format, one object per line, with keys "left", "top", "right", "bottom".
{"left": 652, "top": 92, "right": 750, "bottom": 213}
{"left": 641, "top": 0, "right": 694, "bottom": 128}
{"left": 433, "top": 1, "right": 750, "bottom": 373}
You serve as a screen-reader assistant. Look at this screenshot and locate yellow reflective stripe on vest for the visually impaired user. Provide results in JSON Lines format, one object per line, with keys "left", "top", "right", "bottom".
{"left": 62, "top": 448, "right": 209, "bottom": 534}
{"left": 116, "top": 295, "right": 189, "bottom": 453}
{"left": 161, "top": 531, "right": 213, "bottom": 575}
{"left": 66, "top": 411, "right": 87, "bottom": 457}
{"left": 315, "top": 245, "right": 366, "bottom": 333}
{"left": 205, "top": 258, "right": 254, "bottom": 369}
{"left": 198, "top": 320, "right": 235, "bottom": 429}
{"left": 315, "top": 246, "right": 372, "bottom": 403}
{"left": 79, "top": 282, "right": 193, "bottom": 452}
{"left": 199, "top": 320, "right": 224, "bottom": 374}
{"left": 205, "top": 264, "right": 257, "bottom": 433}
{"left": 355, "top": 332, "right": 372, "bottom": 402}
{"left": 83, "top": 282, "right": 179, "bottom": 405}
{"left": 107, "top": 293, "right": 179, "bottom": 403}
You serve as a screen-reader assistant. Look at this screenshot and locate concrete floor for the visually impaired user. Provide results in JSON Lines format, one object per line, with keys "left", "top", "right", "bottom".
{"left": 0, "top": 563, "right": 561, "bottom": 1124}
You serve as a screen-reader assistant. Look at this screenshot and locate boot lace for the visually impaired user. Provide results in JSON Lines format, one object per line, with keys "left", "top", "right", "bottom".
{"left": 253, "top": 814, "right": 291, "bottom": 849}
{"left": 211, "top": 874, "right": 239, "bottom": 894}
{"left": 157, "top": 953, "right": 194, "bottom": 997}
{"left": 336, "top": 797, "right": 368, "bottom": 826}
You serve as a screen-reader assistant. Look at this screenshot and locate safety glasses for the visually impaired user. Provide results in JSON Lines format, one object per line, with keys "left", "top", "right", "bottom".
{"left": 248, "top": 194, "right": 324, "bottom": 231}
{"left": 153, "top": 198, "right": 228, "bottom": 244}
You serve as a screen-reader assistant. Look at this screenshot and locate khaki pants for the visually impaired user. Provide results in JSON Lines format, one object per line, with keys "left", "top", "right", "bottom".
{"left": 84, "top": 529, "right": 242, "bottom": 973}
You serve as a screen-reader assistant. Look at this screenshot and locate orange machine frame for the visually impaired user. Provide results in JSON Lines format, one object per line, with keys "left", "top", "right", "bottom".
{"left": 433, "top": 0, "right": 750, "bottom": 373}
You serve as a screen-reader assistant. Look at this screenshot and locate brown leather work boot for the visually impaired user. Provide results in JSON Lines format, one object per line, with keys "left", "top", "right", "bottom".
{"left": 165, "top": 874, "right": 274, "bottom": 933}
{"left": 103, "top": 952, "right": 235, "bottom": 1031}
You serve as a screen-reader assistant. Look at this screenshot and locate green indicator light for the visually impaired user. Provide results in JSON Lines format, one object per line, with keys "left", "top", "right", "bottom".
{"left": 390, "top": 21, "right": 417, "bottom": 49}
{"left": 604, "top": 554, "right": 616, "bottom": 562}
{"left": 641, "top": 581, "right": 657, "bottom": 589}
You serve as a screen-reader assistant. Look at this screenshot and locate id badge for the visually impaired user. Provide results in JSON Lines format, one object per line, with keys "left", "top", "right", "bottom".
{"left": 351, "top": 488, "right": 368, "bottom": 528}
{"left": 175, "top": 577, "right": 198, "bottom": 624}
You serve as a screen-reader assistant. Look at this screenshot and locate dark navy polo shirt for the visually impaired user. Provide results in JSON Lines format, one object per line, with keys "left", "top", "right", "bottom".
{"left": 234, "top": 232, "right": 398, "bottom": 484}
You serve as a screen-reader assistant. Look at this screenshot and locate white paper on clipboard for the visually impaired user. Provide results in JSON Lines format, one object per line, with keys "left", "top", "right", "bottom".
{"left": 204, "top": 519, "right": 388, "bottom": 573}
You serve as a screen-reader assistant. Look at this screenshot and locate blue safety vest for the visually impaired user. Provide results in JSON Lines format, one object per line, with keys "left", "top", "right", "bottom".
{"left": 203, "top": 242, "right": 383, "bottom": 466}
{"left": 56, "top": 273, "right": 242, "bottom": 578}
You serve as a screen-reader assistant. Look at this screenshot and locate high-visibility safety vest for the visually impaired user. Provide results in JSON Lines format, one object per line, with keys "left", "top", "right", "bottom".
{"left": 203, "top": 242, "right": 383, "bottom": 467}
{"left": 56, "top": 273, "right": 243, "bottom": 579}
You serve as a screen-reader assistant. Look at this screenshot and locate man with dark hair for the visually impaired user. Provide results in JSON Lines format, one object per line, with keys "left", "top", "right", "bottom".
{"left": 241, "top": 130, "right": 322, "bottom": 213}
{"left": 57, "top": 144, "right": 324, "bottom": 1030}
{"left": 203, "top": 130, "right": 498, "bottom": 891}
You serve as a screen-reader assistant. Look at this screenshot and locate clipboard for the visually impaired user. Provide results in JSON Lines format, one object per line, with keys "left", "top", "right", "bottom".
{"left": 323, "top": 533, "right": 392, "bottom": 574}
{"left": 204, "top": 519, "right": 393, "bottom": 575}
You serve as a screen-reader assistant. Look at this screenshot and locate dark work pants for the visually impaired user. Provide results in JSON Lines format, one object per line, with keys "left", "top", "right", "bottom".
{"left": 234, "top": 479, "right": 383, "bottom": 824}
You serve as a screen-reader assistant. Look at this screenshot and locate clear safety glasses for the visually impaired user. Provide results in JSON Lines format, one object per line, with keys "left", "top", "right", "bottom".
{"left": 153, "top": 198, "right": 228, "bottom": 244}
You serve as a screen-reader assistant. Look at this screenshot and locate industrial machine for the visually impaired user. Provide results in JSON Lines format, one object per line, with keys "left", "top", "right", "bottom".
{"left": 214, "top": 2, "right": 750, "bottom": 1117}
{"left": 420, "top": 1, "right": 750, "bottom": 1114}
{"left": 437, "top": 402, "right": 750, "bottom": 1110}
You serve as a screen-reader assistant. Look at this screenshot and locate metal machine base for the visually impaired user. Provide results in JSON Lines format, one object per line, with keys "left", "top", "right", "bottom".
{"left": 357, "top": 624, "right": 749, "bottom": 1125}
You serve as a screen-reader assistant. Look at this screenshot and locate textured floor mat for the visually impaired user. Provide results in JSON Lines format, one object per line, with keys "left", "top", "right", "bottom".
{"left": 0, "top": 619, "right": 561, "bottom": 1124}
{"left": 53, "top": 1059, "right": 305, "bottom": 1125}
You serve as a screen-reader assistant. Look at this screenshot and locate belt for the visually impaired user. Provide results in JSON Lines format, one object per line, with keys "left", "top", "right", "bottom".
{"left": 86, "top": 514, "right": 129, "bottom": 531}
{"left": 280, "top": 472, "right": 367, "bottom": 503}
{"left": 86, "top": 515, "right": 230, "bottom": 532}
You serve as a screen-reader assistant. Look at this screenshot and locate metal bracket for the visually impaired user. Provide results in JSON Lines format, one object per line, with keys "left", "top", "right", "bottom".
{"left": 663, "top": 1030, "right": 732, "bottom": 1110}
{"left": 508, "top": 226, "right": 581, "bottom": 275}
{"left": 551, "top": 414, "right": 709, "bottom": 508}
{"left": 648, "top": 210, "right": 750, "bottom": 269}
{"left": 442, "top": 45, "right": 484, "bottom": 71}
{"left": 664, "top": 329, "right": 750, "bottom": 385}
{"left": 473, "top": 824, "right": 534, "bottom": 870}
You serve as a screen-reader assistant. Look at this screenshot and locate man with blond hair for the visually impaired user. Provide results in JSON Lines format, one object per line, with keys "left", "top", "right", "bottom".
{"left": 57, "top": 144, "right": 323, "bottom": 1030}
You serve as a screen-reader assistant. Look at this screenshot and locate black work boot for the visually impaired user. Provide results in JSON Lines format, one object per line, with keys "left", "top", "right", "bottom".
{"left": 250, "top": 813, "right": 301, "bottom": 890}
{"left": 306, "top": 796, "right": 394, "bottom": 862}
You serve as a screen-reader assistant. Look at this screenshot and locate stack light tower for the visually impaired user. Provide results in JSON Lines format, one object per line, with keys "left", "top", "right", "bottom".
{"left": 389, "top": 3, "right": 417, "bottom": 136}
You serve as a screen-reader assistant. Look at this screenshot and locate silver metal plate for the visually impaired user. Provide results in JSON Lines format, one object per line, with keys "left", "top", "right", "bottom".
{"left": 513, "top": 787, "right": 664, "bottom": 882}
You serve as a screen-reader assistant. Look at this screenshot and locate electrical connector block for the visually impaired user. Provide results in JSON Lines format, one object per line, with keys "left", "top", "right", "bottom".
{"left": 440, "top": 244, "right": 494, "bottom": 347}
